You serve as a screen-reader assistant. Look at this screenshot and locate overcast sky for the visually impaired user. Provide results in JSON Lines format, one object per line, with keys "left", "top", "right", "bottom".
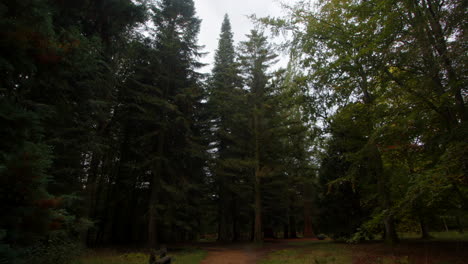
{"left": 194, "top": 0, "right": 300, "bottom": 73}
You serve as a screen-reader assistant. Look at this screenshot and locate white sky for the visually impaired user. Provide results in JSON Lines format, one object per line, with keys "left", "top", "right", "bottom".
{"left": 194, "top": 0, "right": 300, "bottom": 73}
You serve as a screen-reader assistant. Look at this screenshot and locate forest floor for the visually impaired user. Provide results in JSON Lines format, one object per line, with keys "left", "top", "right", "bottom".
{"left": 75, "top": 233, "right": 468, "bottom": 264}
{"left": 199, "top": 238, "right": 313, "bottom": 264}
{"left": 198, "top": 237, "right": 468, "bottom": 264}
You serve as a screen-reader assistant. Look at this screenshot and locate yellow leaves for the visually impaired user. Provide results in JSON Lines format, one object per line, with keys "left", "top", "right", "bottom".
{"left": 387, "top": 66, "right": 400, "bottom": 74}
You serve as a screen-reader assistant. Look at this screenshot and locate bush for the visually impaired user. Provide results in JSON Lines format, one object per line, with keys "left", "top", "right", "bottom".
{"left": 1, "top": 230, "right": 84, "bottom": 264}
{"left": 24, "top": 234, "right": 84, "bottom": 264}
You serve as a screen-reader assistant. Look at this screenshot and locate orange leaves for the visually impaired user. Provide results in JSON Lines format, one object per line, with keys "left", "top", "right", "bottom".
{"left": 4, "top": 27, "right": 81, "bottom": 65}
{"left": 36, "top": 197, "right": 62, "bottom": 209}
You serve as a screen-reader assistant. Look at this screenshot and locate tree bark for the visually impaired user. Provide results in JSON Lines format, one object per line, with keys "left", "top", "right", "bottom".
{"left": 290, "top": 214, "right": 297, "bottom": 238}
{"left": 383, "top": 215, "right": 399, "bottom": 244}
{"left": 420, "top": 217, "right": 431, "bottom": 239}
{"left": 217, "top": 185, "right": 232, "bottom": 242}
{"left": 253, "top": 174, "right": 262, "bottom": 242}
{"left": 303, "top": 199, "right": 315, "bottom": 238}
{"left": 284, "top": 209, "right": 290, "bottom": 239}
{"left": 82, "top": 152, "right": 100, "bottom": 245}
{"left": 232, "top": 198, "right": 240, "bottom": 242}
{"left": 456, "top": 216, "right": 464, "bottom": 234}
{"left": 283, "top": 223, "right": 289, "bottom": 239}
{"left": 369, "top": 144, "right": 399, "bottom": 244}
{"left": 442, "top": 216, "right": 449, "bottom": 232}
{"left": 253, "top": 107, "right": 263, "bottom": 243}
{"left": 303, "top": 182, "right": 316, "bottom": 238}
{"left": 148, "top": 131, "right": 164, "bottom": 248}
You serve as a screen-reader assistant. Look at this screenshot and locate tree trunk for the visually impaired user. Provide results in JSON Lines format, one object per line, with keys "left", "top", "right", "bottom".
{"left": 442, "top": 216, "right": 449, "bottom": 232}
{"left": 290, "top": 214, "right": 297, "bottom": 238}
{"left": 148, "top": 191, "right": 159, "bottom": 248}
{"left": 253, "top": 175, "right": 262, "bottom": 242}
{"left": 148, "top": 132, "right": 164, "bottom": 248}
{"left": 217, "top": 186, "right": 232, "bottom": 242}
{"left": 303, "top": 182, "right": 316, "bottom": 238}
{"left": 96, "top": 167, "right": 117, "bottom": 244}
{"left": 456, "top": 216, "right": 464, "bottom": 234}
{"left": 420, "top": 217, "right": 431, "bottom": 239}
{"left": 303, "top": 199, "right": 315, "bottom": 238}
{"left": 284, "top": 208, "right": 290, "bottom": 239}
{"left": 250, "top": 217, "right": 255, "bottom": 242}
{"left": 125, "top": 176, "right": 138, "bottom": 243}
{"left": 253, "top": 108, "right": 263, "bottom": 243}
{"left": 369, "top": 144, "right": 399, "bottom": 244}
{"left": 232, "top": 198, "right": 240, "bottom": 242}
{"left": 360, "top": 70, "right": 398, "bottom": 245}
{"left": 82, "top": 152, "right": 100, "bottom": 244}
{"left": 383, "top": 215, "right": 398, "bottom": 244}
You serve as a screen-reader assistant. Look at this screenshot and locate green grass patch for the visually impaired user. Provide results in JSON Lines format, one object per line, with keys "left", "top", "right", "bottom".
{"left": 259, "top": 241, "right": 350, "bottom": 264}
{"left": 399, "top": 231, "right": 468, "bottom": 241}
{"left": 171, "top": 249, "right": 207, "bottom": 264}
{"left": 73, "top": 248, "right": 207, "bottom": 264}
{"left": 259, "top": 241, "right": 411, "bottom": 264}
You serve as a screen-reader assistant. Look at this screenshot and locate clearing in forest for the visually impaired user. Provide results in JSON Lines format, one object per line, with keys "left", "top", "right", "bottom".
{"left": 200, "top": 238, "right": 312, "bottom": 264}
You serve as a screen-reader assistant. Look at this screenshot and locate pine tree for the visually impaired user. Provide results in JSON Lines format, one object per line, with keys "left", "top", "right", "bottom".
{"left": 238, "top": 30, "right": 277, "bottom": 242}
{"left": 207, "top": 14, "right": 248, "bottom": 242}
{"left": 147, "top": 0, "right": 203, "bottom": 248}
{"left": 0, "top": 101, "right": 53, "bottom": 262}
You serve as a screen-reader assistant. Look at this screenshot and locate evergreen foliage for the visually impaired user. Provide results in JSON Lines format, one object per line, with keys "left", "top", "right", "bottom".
{"left": 1, "top": 1, "right": 466, "bottom": 262}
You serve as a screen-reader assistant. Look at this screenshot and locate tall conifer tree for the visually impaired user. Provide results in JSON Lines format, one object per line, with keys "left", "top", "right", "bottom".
{"left": 147, "top": 0, "right": 203, "bottom": 248}
{"left": 207, "top": 14, "right": 246, "bottom": 242}
{"left": 238, "top": 30, "right": 277, "bottom": 242}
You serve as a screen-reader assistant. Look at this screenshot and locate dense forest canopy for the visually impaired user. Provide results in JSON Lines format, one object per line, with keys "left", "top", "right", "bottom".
{"left": 0, "top": 0, "right": 466, "bottom": 263}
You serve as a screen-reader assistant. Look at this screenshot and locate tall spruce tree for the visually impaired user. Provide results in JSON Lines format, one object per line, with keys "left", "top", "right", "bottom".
{"left": 207, "top": 14, "right": 246, "bottom": 242}
{"left": 147, "top": 0, "right": 203, "bottom": 248}
{"left": 238, "top": 30, "right": 277, "bottom": 242}
{"left": 267, "top": 69, "right": 317, "bottom": 239}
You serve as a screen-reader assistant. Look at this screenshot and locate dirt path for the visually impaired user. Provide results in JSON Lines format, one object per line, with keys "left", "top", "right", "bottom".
{"left": 200, "top": 245, "right": 259, "bottom": 264}
{"left": 200, "top": 238, "right": 316, "bottom": 264}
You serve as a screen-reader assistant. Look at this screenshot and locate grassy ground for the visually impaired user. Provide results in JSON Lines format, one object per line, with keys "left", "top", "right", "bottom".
{"left": 399, "top": 231, "right": 468, "bottom": 241}
{"left": 73, "top": 248, "right": 206, "bottom": 264}
{"left": 259, "top": 241, "right": 402, "bottom": 264}
{"left": 259, "top": 238, "right": 468, "bottom": 264}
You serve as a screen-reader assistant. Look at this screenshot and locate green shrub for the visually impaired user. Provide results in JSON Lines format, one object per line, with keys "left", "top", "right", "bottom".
{"left": 24, "top": 235, "right": 84, "bottom": 264}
